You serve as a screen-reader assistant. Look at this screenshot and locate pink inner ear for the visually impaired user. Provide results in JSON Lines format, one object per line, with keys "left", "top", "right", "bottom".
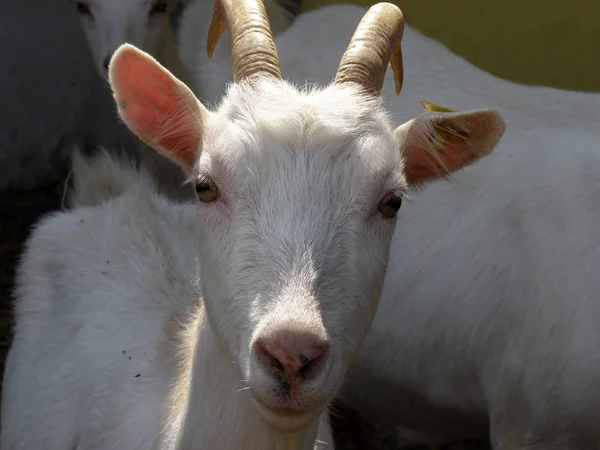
{"left": 111, "top": 48, "right": 201, "bottom": 167}
{"left": 404, "top": 129, "right": 472, "bottom": 185}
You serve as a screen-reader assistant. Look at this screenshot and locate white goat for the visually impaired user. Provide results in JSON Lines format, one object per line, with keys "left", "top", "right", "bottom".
{"left": 1, "top": 0, "right": 505, "bottom": 448}
{"left": 70, "top": 0, "right": 295, "bottom": 202}
{"left": 244, "top": 4, "right": 600, "bottom": 448}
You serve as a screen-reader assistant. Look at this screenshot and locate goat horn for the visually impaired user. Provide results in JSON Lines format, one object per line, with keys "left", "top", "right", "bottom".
{"left": 207, "top": 0, "right": 282, "bottom": 82}
{"left": 334, "top": 2, "right": 404, "bottom": 96}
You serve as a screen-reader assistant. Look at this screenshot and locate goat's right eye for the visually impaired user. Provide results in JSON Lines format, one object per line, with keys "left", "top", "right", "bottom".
{"left": 378, "top": 192, "right": 403, "bottom": 219}
{"left": 195, "top": 177, "right": 219, "bottom": 203}
{"left": 75, "top": 2, "right": 91, "bottom": 15}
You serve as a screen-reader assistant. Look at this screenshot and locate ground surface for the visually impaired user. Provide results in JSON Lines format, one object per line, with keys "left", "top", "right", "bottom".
{"left": 0, "top": 175, "right": 490, "bottom": 449}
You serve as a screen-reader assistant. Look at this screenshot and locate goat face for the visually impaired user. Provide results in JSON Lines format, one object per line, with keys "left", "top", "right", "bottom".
{"left": 71, "top": 0, "right": 176, "bottom": 79}
{"left": 108, "top": 5, "right": 503, "bottom": 426}
{"left": 194, "top": 80, "right": 404, "bottom": 429}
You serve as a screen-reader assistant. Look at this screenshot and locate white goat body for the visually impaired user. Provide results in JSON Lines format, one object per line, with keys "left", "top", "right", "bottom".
{"left": 255, "top": 4, "right": 600, "bottom": 448}
{"left": 1, "top": 150, "right": 334, "bottom": 450}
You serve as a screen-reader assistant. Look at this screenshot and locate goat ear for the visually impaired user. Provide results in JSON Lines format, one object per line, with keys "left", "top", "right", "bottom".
{"left": 395, "top": 109, "right": 505, "bottom": 186}
{"left": 108, "top": 43, "right": 207, "bottom": 171}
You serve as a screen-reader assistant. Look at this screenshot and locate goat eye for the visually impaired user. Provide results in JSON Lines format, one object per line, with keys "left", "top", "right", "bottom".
{"left": 150, "top": 1, "right": 168, "bottom": 14}
{"left": 75, "top": 2, "right": 91, "bottom": 15}
{"left": 195, "top": 177, "right": 219, "bottom": 203}
{"left": 378, "top": 192, "right": 402, "bottom": 219}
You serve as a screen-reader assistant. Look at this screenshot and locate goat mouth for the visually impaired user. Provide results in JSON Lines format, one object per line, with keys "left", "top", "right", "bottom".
{"left": 255, "top": 402, "right": 319, "bottom": 431}
{"left": 252, "top": 388, "right": 325, "bottom": 413}
{"left": 265, "top": 406, "right": 307, "bottom": 417}
{"left": 251, "top": 394, "right": 323, "bottom": 428}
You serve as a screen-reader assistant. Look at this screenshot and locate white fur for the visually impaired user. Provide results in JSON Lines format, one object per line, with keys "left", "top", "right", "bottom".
{"left": 1, "top": 5, "right": 504, "bottom": 447}
{"left": 260, "top": 4, "right": 600, "bottom": 449}
{"left": 69, "top": 147, "right": 147, "bottom": 207}
{"left": 1, "top": 149, "right": 335, "bottom": 449}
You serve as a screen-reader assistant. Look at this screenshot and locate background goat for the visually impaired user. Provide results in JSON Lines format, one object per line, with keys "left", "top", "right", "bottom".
{"left": 70, "top": 0, "right": 297, "bottom": 203}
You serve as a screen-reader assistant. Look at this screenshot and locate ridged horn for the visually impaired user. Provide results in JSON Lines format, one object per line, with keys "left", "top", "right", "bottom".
{"left": 334, "top": 2, "right": 404, "bottom": 96}
{"left": 206, "top": 0, "right": 282, "bottom": 82}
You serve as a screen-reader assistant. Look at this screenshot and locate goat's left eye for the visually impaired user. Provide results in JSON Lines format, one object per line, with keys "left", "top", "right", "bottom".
{"left": 195, "top": 177, "right": 219, "bottom": 203}
{"left": 150, "top": 1, "right": 168, "bottom": 14}
{"left": 378, "top": 192, "right": 402, "bottom": 219}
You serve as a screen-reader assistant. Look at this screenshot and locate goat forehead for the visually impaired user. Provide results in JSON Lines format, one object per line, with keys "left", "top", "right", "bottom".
{"left": 218, "top": 80, "right": 392, "bottom": 132}
{"left": 206, "top": 80, "right": 402, "bottom": 191}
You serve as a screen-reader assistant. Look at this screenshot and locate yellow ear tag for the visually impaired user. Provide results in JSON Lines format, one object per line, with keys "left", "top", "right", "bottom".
{"left": 420, "top": 100, "right": 467, "bottom": 152}
{"left": 420, "top": 99, "right": 456, "bottom": 113}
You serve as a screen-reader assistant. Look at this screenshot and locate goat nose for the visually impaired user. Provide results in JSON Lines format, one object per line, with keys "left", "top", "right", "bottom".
{"left": 254, "top": 331, "right": 329, "bottom": 381}
{"left": 103, "top": 56, "right": 111, "bottom": 71}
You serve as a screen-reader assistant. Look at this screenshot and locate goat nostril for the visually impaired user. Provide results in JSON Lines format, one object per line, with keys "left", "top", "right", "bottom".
{"left": 254, "top": 335, "right": 329, "bottom": 381}
{"left": 103, "top": 56, "right": 111, "bottom": 71}
{"left": 256, "top": 342, "right": 286, "bottom": 375}
{"left": 297, "top": 351, "right": 327, "bottom": 380}
{"left": 267, "top": 353, "right": 285, "bottom": 373}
